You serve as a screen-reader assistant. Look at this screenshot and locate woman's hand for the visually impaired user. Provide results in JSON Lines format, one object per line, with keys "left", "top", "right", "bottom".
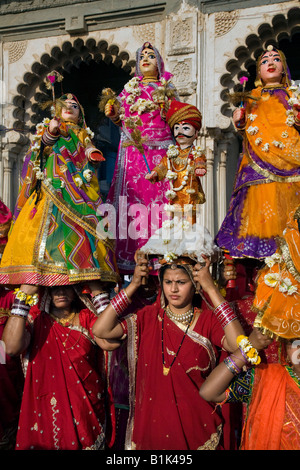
{"left": 192, "top": 256, "right": 214, "bottom": 293}
{"left": 131, "top": 252, "right": 149, "bottom": 289}
{"left": 249, "top": 327, "right": 273, "bottom": 351}
{"left": 222, "top": 260, "right": 237, "bottom": 283}
{"left": 19, "top": 284, "right": 39, "bottom": 295}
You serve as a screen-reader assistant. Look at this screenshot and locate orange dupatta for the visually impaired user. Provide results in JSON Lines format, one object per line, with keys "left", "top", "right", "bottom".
{"left": 241, "top": 364, "right": 290, "bottom": 450}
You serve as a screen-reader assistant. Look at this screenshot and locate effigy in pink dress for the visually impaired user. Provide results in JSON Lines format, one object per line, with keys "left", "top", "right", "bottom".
{"left": 105, "top": 43, "right": 178, "bottom": 273}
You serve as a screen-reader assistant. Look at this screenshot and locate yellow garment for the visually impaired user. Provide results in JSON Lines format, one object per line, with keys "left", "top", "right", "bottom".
{"left": 1, "top": 191, "right": 48, "bottom": 276}
{"left": 238, "top": 85, "right": 300, "bottom": 240}
{"left": 245, "top": 86, "right": 300, "bottom": 173}
{"left": 253, "top": 205, "right": 300, "bottom": 339}
{"left": 239, "top": 181, "right": 300, "bottom": 239}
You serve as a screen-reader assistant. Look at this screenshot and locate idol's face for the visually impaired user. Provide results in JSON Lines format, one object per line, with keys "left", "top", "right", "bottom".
{"left": 259, "top": 51, "right": 284, "bottom": 85}
{"left": 174, "top": 122, "right": 198, "bottom": 149}
{"left": 162, "top": 268, "right": 195, "bottom": 310}
{"left": 60, "top": 99, "right": 80, "bottom": 123}
{"left": 139, "top": 48, "right": 158, "bottom": 77}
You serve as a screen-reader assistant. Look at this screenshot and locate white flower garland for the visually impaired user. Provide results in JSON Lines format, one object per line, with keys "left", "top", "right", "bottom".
{"left": 263, "top": 253, "right": 298, "bottom": 296}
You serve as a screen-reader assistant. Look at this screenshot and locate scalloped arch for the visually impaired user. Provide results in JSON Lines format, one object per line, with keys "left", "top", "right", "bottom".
{"left": 220, "top": 6, "right": 300, "bottom": 120}
{"left": 12, "top": 38, "right": 135, "bottom": 132}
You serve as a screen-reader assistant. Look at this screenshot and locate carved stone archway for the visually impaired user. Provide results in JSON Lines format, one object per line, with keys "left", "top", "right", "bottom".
{"left": 12, "top": 38, "right": 135, "bottom": 134}
{"left": 3, "top": 38, "right": 136, "bottom": 206}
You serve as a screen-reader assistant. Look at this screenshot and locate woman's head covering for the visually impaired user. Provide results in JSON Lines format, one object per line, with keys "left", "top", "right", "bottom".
{"left": 135, "top": 41, "right": 165, "bottom": 78}
{"left": 255, "top": 45, "right": 292, "bottom": 87}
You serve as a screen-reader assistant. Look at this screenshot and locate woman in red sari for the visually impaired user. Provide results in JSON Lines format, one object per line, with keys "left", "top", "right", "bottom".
{"left": 92, "top": 254, "right": 244, "bottom": 450}
{"left": 2, "top": 283, "right": 118, "bottom": 450}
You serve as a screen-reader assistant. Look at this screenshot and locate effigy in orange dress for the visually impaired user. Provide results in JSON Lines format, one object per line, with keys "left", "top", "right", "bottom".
{"left": 252, "top": 204, "right": 300, "bottom": 340}
{"left": 216, "top": 50, "right": 300, "bottom": 260}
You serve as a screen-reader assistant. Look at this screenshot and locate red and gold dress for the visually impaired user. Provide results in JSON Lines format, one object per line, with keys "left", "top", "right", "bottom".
{"left": 121, "top": 296, "right": 230, "bottom": 450}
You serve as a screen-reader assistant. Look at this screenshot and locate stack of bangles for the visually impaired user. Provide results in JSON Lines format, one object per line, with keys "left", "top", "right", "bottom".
{"left": 10, "top": 288, "right": 39, "bottom": 319}
{"left": 42, "top": 128, "right": 59, "bottom": 146}
{"left": 110, "top": 289, "right": 131, "bottom": 317}
{"left": 223, "top": 356, "right": 242, "bottom": 376}
{"left": 214, "top": 301, "right": 237, "bottom": 329}
{"left": 92, "top": 292, "right": 110, "bottom": 314}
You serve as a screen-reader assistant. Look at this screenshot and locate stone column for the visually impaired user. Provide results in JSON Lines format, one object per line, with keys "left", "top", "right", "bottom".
{"left": 2, "top": 146, "right": 14, "bottom": 209}
{"left": 217, "top": 144, "right": 228, "bottom": 228}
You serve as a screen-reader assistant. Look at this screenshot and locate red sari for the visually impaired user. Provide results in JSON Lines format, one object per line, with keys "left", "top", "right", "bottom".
{"left": 16, "top": 307, "right": 107, "bottom": 450}
{"left": 0, "top": 287, "right": 24, "bottom": 448}
{"left": 123, "top": 298, "right": 226, "bottom": 450}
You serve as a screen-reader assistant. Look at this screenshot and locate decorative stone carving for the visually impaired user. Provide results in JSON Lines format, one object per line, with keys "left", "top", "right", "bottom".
{"left": 169, "top": 17, "right": 195, "bottom": 55}
{"left": 133, "top": 23, "right": 156, "bottom": 45}
{"left": 7, "top": 41, "right": 28, "bottom": 64}
{"left": 215, "top": 10, "right": 239, "bottom": 37}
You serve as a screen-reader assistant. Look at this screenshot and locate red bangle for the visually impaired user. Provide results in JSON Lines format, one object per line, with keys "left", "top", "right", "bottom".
{"left": 214, "top": 301, "right": 237, "bottom": 329}
{"left": 111, "top": 289, "right": 131, "bottom": 316}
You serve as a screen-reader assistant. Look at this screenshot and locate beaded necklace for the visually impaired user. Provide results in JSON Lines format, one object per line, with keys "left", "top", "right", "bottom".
{"left": 165, "top": 305, "right": 194, "bottom": 325}
{"left": 161, "top": 308, "right": 194, "bottom": 376}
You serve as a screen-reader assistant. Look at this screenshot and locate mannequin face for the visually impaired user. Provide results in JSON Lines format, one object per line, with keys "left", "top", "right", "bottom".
{"left": 139, "top": 48, "right": 158, "bottom": 78}
{"left": 174, "top": 122, "right": 198, "bottom": 149}
{"left": 61, "top": 99, "right": 80, "bottom": 123}
{"left": 259, "top": 50, "right": 284, "bottom": 85}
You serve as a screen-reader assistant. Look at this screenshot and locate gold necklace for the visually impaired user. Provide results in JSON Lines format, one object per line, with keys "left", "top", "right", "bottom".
{"left": 170, "top": 146, "right": 193, "bottom": 171}
{"left": 50, "top": 311, "right": 76, "bottom": 326}
{"left": 142, "top": 76, "right": 159, "bottom": 84}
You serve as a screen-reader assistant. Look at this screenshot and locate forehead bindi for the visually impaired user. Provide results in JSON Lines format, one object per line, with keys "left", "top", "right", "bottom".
{"left": 163, "top": 269, "right": 191, "bottom": 281}
{"left": 141, "top": 48, "right": 155, "bottom": 57}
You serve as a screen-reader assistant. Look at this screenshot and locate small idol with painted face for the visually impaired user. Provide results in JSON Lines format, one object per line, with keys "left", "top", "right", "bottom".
{"left": 259, "top": 49, "right": 284, "bottom": 85}
{"left": 48, "top": 98, "right": 81, "bottom": 135}
{"left": 146, "top": 119, "right": 205, "bottom": 182}
{"left": 233, "top": 47, "right": 285, "bottom": 127}
{"left": 233, "top": 47, "right": 298, "bottom": 128}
